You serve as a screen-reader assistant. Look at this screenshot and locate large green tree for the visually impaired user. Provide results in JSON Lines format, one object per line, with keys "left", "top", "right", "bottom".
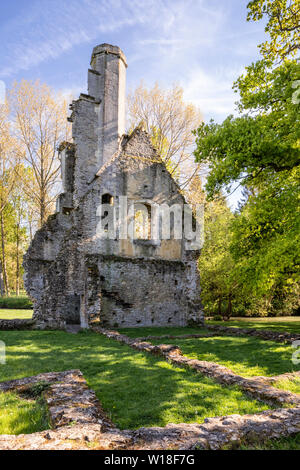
{"left": 194, "top": 0, "right": 300, "bottom": 315}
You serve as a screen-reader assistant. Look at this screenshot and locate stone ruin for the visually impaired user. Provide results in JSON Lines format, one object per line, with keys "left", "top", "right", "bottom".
{"left": 23, "top": 44, "right": 203, "bottom": 330}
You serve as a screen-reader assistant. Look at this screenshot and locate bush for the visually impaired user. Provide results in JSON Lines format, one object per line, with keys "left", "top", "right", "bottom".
{"left": 0, "top": 295, "right": 32, "bottom": 309}
{"left": 213, "top": 315, "right": 223, "bottom": 321}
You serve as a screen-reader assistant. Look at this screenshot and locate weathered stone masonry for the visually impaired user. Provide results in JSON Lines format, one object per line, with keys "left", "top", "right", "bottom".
{"left": 23, "top": 44, "right": 203, "bottom": 330}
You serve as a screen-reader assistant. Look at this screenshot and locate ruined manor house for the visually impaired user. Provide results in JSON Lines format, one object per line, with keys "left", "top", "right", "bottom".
{"left": 24, "top": 44, "right": 203, "bottom": 330}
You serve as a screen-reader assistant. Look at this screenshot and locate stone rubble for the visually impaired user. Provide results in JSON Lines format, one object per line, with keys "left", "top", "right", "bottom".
{"left": 0, "top": 369, "right": 114, "bottom": 430}
{"left": 0, "top": 367, "right": 299, "bottom": 450}
{"left": 94, "top": 328, "right": 300, "bottom": 406}
{"left": 0, "top": 319, "right": 34, "bottom": 330}
{"left": 0, "top": 408, "right": 299, "bottom": 450}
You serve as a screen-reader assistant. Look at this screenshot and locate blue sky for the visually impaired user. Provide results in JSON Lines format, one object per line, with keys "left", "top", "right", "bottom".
{"left": 0, "top": 0, "right": 266, "bottom": 208}
{"left": 0, "top": 0, "right": 266, "bottom": 122}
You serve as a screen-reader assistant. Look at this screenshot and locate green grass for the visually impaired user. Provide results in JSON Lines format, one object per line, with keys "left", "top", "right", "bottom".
{"left": 240, "top": 433, "right": 300, "bottom": 450}
{"left": 0, "top": 391, "right": 49, "bottom": 435}
{"left": 0, "top": 330, "right": 270, "bottom": 431}
{"left": 273, "top": 377, "right": 300, "bottom": 394}
{"left": 119, "top": 326, "right": 210, "bottom": 338}
{"left": 0, "top": 296, "right": 32, "bottom": 310}
{"left": 207, "top": 317, "right": 300, "bottom": 334}
{"left": 0, "top": 309, "right": 33, "bottom": 319}
{"left": 144, "top": 335, "right": 300, "bottom": 394}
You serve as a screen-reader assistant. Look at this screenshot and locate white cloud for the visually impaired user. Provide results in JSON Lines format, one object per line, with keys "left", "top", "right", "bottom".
{"left": 0, "top": 0, "right": 165, "bottom": 77}
{"left": 182, "top": 65, "right": 244, "bottom": 122}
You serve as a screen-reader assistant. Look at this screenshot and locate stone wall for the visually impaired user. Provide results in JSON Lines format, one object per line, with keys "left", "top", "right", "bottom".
{"left": 23, "top": 44, "right": 203, "bottom": 330}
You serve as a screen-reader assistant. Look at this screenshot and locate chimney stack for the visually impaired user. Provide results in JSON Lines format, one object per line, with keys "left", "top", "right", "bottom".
{"left": 88, "top": 44, "right": 127, "bottom": 165}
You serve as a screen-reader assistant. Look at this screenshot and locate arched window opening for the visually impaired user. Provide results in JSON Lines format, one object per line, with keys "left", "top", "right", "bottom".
{"left": 101, "top": 193, "right": 114, "bottom": 232}
{"left": 134, "top": 204, "right": 151, "bottom": 240}
{"left": 101, "top": 193, "right": 114, "bottom": 205}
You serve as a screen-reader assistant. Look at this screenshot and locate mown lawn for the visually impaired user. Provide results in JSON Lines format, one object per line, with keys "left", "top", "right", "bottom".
{"left": 0, "top": 391, "right": 49, "bottom": 435}
{"left": 0, "top": 330, "right": 270, "bottom": 432}
{"left": 240, "top": 433, "right": 300, "bottom": 450}
{"left": 147, "top": 334, "right": 299, "bottom": 378}
{"left": 0, "top": 309, "right": 33, "bottom": 320}
{"left": 119, "top": 326, "right": 210, "bottom": 338}
{"left": 207, "top": 317, "right": 300, "bottom": 334}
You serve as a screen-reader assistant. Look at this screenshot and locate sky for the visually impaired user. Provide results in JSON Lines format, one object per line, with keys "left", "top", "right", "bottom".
{"left": 0, "top": 0, "right": 266, "bottom": 207}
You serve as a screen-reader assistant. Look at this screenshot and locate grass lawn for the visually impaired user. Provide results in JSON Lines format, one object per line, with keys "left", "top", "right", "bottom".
{"left": 0, "top": 309, "right": 33, "bottom": 320}
{"left": 240, "top": 433, "right": 300, "bottom": 450}
{"left": 0, "top": 330, "right": 271, "bottom": 431}
{"left": 206, "top": 317, "right": 300, "bottom": 334}
{"left": 119, "top": 326, "right": 210, "bottom": 338}
{"left": 120, "top": 326, "right": 300, "bottom": 393}
{"left": 0, "top": 391, "right": 49, "bottom": 435}
{"left": 147, "top": 335, "right": 299, "bottom": 388}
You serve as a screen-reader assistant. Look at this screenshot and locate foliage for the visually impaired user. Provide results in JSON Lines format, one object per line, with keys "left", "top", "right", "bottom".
{"left": 8, "top": 80, "right": 70, "bottom": 225}
{"left": 247, "top": 0, "right": 300, "bottom": 62}
{"left": 198, "top": 197, "right": 237, "bottom": 319}
{"left": 194, "top": 61, "right": 300, "bottom": 198}
{"left": 193, "top": 1, "right": 300, "bottom": 316}
{"left": 127, "top": 82, "right": 203, "bottom": 189}
{"left": 0, "top": 296, "right": 32, "bottom": 310}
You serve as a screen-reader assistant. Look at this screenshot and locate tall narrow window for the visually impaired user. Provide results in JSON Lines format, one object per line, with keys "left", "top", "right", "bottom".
{"left": 101, "top": 193, "right": 114, "bottom": 205}
{"left": 134, "top": 203, "right": 151, "bottom": 239}
{"left": 101, "top": 193, "right": 114, "bottom": 232}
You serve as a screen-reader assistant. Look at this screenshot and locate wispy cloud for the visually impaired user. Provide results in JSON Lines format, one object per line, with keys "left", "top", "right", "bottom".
{"left": 0, "top": 0, "right": 165, "bottom": 77}
{"left": 0, "top": 0, "right": 262, "bottom": 124}
{"left": 182, "top": 65, "right": 244, "bottom": 121}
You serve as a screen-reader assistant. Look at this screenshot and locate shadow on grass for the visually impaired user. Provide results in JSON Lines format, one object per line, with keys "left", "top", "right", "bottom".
{"left": 150, "top": 335, "right": 300, "bottom": 377}
{"left": 207, "top": 320, "right": 300, "bottom": 334}
{"left": 0, "top": 330, "right": 269, "bottom": 430}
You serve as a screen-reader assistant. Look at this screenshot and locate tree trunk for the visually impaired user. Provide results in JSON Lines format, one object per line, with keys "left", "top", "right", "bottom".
{"left": 0, "top": 211, "right": 10, "bottom": 296}
{"left": 226, "top": 292, "right": 233, "bottom": 321}
{"left": 16, "top": 219, "right": 20, "bottom": 296}
{"left": 218, "top": 296, "right": 222, "bottom": 316}
{"left": 0, "top": 259, "right": 5, "bottom": 296}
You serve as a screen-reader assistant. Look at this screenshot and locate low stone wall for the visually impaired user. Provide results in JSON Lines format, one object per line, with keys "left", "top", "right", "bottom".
{"left": 94, "top": 328, "right": 300, "bottom": 407}
{"left": 0, "top": 369, "right": 114, "bottom": 430}
{"left": 253, "top": 371, "right": 300, "bottom": 385}
{"left": 205, "top": 324, "right": 300, "bottom": 344}
{"left": 0, "top": 319, "right": 35, "bottom": 330}
{"left": 0, "top": 368, "right": 299, "bottom": 450}
{"left": 0, "top": 402, "right": 299, "bottom": 450}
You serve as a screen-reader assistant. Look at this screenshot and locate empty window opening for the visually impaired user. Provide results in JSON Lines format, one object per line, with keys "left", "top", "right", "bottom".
{"left": 134, "top": 204, "right": 151, "bottom": 239}
{"left": 101, "top": 194, "right": 114, "bottom": 231}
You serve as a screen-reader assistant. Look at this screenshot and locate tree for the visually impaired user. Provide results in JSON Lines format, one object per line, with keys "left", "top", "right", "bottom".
{"left": 8, "top": 80, "right": 70, "bottom": 226}
{"left": 198, "top": 197, "right": 237, "bottom": 319}
{"left": 0, "top": 102, "right": 19, "bottom": 295}
{"left": 194, "top": 61, "right": 299, "bottom": 199}
{"left": 194, "top": 0, "right": 300, "bottom": 315}
{"left": 10, "top": 171, "right": 28, "bottom": 295}
{"left": 247, "top": 0, "right": 300, "bottom": 62}
{"left": 127, "top": 82, "right": 203, "bottom": 189}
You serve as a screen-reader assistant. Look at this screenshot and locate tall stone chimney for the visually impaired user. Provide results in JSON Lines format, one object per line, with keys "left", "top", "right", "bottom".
{"left": 88, "top": 44, "right": 127, "bottom": 165}
{"left": 70, "top": 44, "right": 127, "bottom": 205}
